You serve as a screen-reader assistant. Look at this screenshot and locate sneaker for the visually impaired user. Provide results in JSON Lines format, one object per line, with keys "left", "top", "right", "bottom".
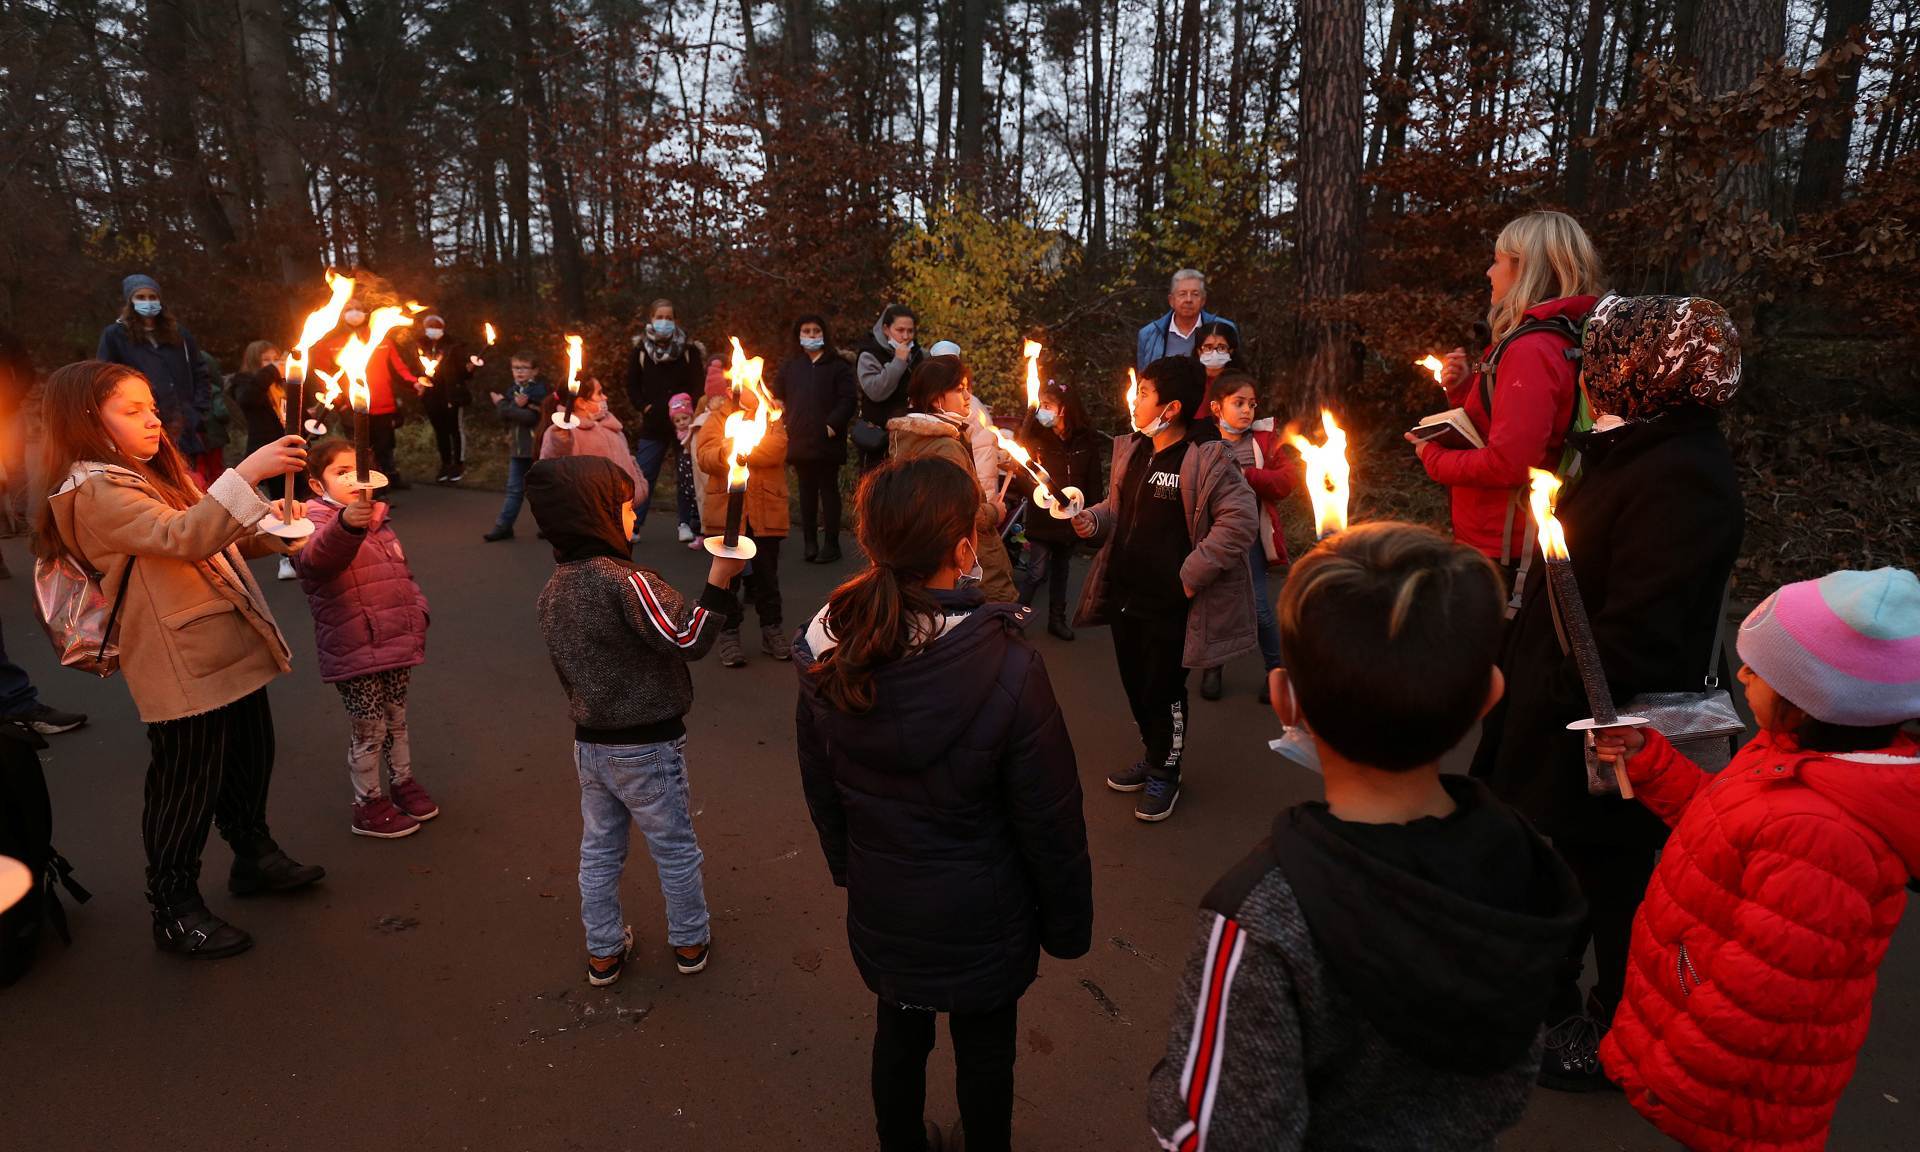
{"left": 717, "top": 629, "right": 747, "bottom": 668}
{"left": 351, "top": 796, "right": 420, "bottom": 839}
{"left": 1134, "top": 778, "right": 1180, "bottom": 822}
{"left": 1537, "top": 1011, "right": 1616, "bottom": 1092}
{"left": 674, "top": 939, "right": 711, "bottom": 975}
{"left": 3, "top": 703, "right": 88, "bottom": 736}
{"left": 227, "top": 844, "right": 326, "bottom": 896}
{"left": 435, "top": 471, "right": 451, "bottom": 484}
{"left": 389, "top": 778, "right": 440, "bottom": 822}
{"left": 446, "top": 470, "right": 464, "bottom": 483}
{"left": 686, "top": 536, "right": 705, "bottom": 552}
{"left": 761, "top": 624, "right": 791, "bottom": 662}
{"left": 277, "top": 556, "right": 297, "bottom": 581}
{"left": 1105, "top": 758, "right": 1152, "bottom": 793}
{"left": 677, "top": 522, "right": 695, "bottom": 543}
{"left": 1200, "top": 666, "right": 1223, "bottom": 701}
{"left": 151, "top": 898, "right": 253, "bottom": 959}
{"left": 588, "top": 925, "right": 634, "bottom": 987}
{"left": 483, "top": 526, "right": 514, "bottom": 543}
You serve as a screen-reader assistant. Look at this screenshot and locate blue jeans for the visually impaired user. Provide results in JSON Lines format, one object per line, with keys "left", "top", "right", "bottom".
{"left": 495, "top": 455, "right": 533, "bottom": 529}
{"left": 574, "top": 738, "right": 710, "bottom": 955}
{"left": 630, "top": 436, "right": 670, "bottom": 525}
{"left": 0, "top": 616, "right": 40, "bottom": 714}
{"left": 1250, "top": 553, "right": 1282, "bottom": 671}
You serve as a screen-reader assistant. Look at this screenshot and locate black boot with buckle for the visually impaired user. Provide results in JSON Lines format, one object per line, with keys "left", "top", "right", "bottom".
{"left": 228, "top": 838, "right": 326, "bottom": 897}
{"left": 151, "top": 896, "right": 252, "bottom": 958}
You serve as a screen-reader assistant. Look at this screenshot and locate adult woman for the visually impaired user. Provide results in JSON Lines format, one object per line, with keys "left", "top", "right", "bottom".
{"left": 1471, "top": 295, "right": 1745, "bottom": 1091}
{"left": 794, "top": 456, "right": 1091, "bottom": 1152}
{"left": 773, "top": 314, "right": 857, "bottom": 564}
{"left": 412, "top": 313, "right": 474, "bottom": 483}
{"left": 886, "top": 358, "right": 1018, "bottom": 603}
{"left": 623, "top": 299, "right": 703, "bottom": 537}
{"left": 95, "top": 274, "right": 216, "bottom": 485}
{"left": 37, "top": 361, "right": 323, "bottom": 958}
{"left": 1415, "top": 211, "right": 1604, "bottom": 573}
{"left": 1013, "top": 381, "right": 1102, "bottom": 640}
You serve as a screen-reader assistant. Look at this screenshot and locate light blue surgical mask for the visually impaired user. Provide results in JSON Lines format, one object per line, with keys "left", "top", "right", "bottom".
{"left": 800, "top": 337, "right": 825, "bottom": 352}
{"left": 132, "top": 299, "right": 162, "bottom": 318}
{"left": 1035, "top": 408, "right": 1058, "bottom": 428}
{"left": 1133, "top": 404, "right": 1174, "bottom": 437}
{"left": 650, "top": 319, "right": 676, "bottom": 337}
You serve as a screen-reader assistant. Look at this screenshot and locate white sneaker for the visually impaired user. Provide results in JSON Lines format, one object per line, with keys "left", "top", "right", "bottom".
{"left": 677, "top": 523, "right": 695, "bottom": 543}
{"left": 277, "top": 557, "right": 297, "bottom": 581}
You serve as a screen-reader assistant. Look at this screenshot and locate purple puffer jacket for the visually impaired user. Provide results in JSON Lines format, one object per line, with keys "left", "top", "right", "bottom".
{"left": 292, "top": 499, "right": 429, "bottom": 682}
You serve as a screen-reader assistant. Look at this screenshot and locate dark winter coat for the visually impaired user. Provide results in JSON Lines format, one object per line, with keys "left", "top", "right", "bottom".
{"left": 232, "top": 364, "right": 289, "bottom": 455}
{"left": 854, "top": 322, "right": 922, "bottom": 434}
{"left": 96, "top": 320, "right": 214, "bottom": 455}
{"left": 1471, "top": 407, "right": 1743, "bottom": 846}
{"left": 624, "top": 335, "right": 702, "bottom": 443}
{"left": 292, "top": 499, "right": 429, "bottom": 683}
{"left": 413, "top": 337, "right": 474, "bottom": 412}
{"left": 794, "top": 589, "right": 1093, "bottom": 1013}
{"left": 1014, "top": 421, "right": 1104, "bottom": 546}
{"left": 774, "top": 351, "right": 858, "bottom": 464}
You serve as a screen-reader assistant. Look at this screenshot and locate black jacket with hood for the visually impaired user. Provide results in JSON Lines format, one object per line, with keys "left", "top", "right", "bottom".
{"left": 1148, "top": 776, "right": 1587, "bottom": 1151}
{"left": 793, "top": 587, "right": 1093, "bottom": 1013}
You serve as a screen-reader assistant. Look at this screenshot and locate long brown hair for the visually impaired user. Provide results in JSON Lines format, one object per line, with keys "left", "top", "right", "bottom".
{"left": 34, "top": 361, "right": 203, "bottom": 563}
{"left": 814, "top": 457, "right": 980, "bottom": 714}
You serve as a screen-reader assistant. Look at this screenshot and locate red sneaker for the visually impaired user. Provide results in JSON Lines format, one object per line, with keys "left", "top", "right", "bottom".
{"left": 390, "top": 778, "right": 440, "bottom": 821}
{"left": 352, "top": 796, "right": 420, "bottom": 839}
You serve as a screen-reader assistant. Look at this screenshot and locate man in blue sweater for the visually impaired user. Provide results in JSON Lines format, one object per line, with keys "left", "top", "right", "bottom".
{"left": 1136, "top": 269, "right": 1237, "bottom": 370}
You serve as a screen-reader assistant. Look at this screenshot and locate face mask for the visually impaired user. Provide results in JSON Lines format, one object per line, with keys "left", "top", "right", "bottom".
{"left": 650, "top": 319, "right": 675, "bottom": 337}
{"left": 1222, "top": 413, "right": 1254, "bottom": 434}
{"left": 800, "top": 337, "right": 825, "bottom": 352}
{"left": 132, "top": 299, "right": 162, "bottom": 318}
{"left": 1133, "top": 404, "right": 1174, "bottom": 437}
{"left": 343, "top": 309, "right": 368, "bottom": 326}
{"left": 1199, "top": 350, "right": 1231, "bottom": 369}
{"left": 593, "top": 396, "right": 610, "bottom": 418}
{"left": 1035, "top": 408, "right": 1058, "bottom": 428}
{"left": 423, "top": 327, "right": 444, "bottom": 341}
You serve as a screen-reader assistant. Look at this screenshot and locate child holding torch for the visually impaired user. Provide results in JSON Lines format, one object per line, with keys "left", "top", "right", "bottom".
{"left": 694, "top": 348, "right": 790, "bottom": 668}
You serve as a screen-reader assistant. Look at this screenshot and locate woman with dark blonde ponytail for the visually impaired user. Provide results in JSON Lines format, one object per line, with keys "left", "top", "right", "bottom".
{"left": 793, "top": 455, "right": 1092, "bottom": 1152}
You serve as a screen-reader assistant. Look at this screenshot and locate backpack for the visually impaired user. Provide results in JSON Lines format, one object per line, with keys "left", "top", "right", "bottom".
{"left": 0, "top": 722, "right": 89, "bottom": 986}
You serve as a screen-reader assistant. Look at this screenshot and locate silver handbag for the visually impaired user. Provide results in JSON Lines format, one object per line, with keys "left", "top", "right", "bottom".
{"left": 1584, "top": 581, "right": 1747, "bottom": 787}
{"left": 32, "top": 555, "right": 133, "bottom": 678}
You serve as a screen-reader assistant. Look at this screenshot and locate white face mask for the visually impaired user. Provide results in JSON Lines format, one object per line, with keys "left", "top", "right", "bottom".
{"left": 800, "top": 337, "right": 825, "bottom": 351}
{"left": 343, "top": 309, "right": 368, "bottom": 326}
{"left": 423, "top": 327, "right": 444, "bottom": 341}
{"left": 132, "top": 299, "right": 162, "bottom": 318}
{"left": 1133, "top": 404, "right": 1174, "bottom": 437}
{"left": 1199, "top": 350, "right": 1231, "bottom": 369}
{"left": 650, "top": 319, "right": 675, "bottom": 337}
{"left": 1035, "top": 408, "right": 1058, "bottom": 428}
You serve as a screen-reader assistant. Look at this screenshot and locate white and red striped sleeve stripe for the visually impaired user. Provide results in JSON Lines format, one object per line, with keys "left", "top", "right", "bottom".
{"left": 1163, "top": 913, "right": 1248, "bottom": 1152}
{"left": 627, "top": 570, "right": 712, "bottom": 649}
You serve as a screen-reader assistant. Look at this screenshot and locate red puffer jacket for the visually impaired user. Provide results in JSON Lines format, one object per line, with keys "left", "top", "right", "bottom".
{"left": 291, "top": 499, "right": 430, "bottom": 682}
{"left": 1600, "top": 728, "right": 1920, "bottom": 1152}
{"left": 1420, "top": 295, "right": 1595, "bottom": 561}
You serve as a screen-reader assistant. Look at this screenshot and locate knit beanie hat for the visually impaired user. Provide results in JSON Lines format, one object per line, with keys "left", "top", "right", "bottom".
{"left": 122, "top": 273, "right": 161, "bottom": 301}
{"left": 703, "top": 358, "right": 728, "bottom": 398}
{"left": 668, "top": 393, "right": 694, "bottom": 418}
{"left": 1736, "top": 567, "right": 1920, "bottom": 727}
{"left": 928, "top": 340, "right": 962, "bottom": 358}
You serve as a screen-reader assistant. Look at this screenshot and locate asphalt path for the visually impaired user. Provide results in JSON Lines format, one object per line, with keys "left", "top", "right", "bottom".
{"left": 1, "top": 482, "right": 1913, "bottom": 1150}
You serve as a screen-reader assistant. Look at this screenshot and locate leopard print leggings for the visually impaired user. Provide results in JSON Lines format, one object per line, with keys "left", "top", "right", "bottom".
{"left": 335, "top": 668, "right": 412, "bottom": 802}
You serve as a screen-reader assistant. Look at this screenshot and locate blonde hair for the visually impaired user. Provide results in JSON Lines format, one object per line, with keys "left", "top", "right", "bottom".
{"left": 1488, "top": 211, "right": 1605, "bottom": 342}
{"left": 242, "top": 340, "right": 280, "bottom": 372}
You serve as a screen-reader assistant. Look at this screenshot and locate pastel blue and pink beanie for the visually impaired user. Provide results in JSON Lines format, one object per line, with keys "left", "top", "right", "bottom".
{"left": 1737, "top": 567, "right": 1920, "bottom": 727}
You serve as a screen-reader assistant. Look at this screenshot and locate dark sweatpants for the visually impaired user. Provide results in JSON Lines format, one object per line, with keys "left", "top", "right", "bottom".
{"left": 1112, "top": 608, "right": 1190, "bottom": 784}
{"left": 142, "top": 689, "right": 277, "bottom": 908}
{"left": 724, "top": 533, "right": 783, "bottom": 630}
{"left": 872, "top": 996, "right": 1018, "bottom": 1152}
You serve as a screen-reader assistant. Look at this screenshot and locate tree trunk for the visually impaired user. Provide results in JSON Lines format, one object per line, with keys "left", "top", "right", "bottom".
{"left": 1087, "top": 0, "right": 1109, "bottom": 257}
{"left": 1793, "top": 0, "right": 1872, "bottom": 210}
{"left": 1564, "top": 0, "right": 1610, "bottom": 208}
{"left": 1688, "top": 0, "right": 1786, "bottom": 290}
{"left": 955, "top": 0, "right": 987, "bottom": 186}
{"left": 148, "top": 0, "right": 237, "bottom": 253}
{"left": 1136, "top": 0, "right": 1170, "bottom": 215}
{"left": 237, "top": 0, "right": 317, "bottom": 284}
{"left": 784, "top": 0, "right": 815, "bottom": 68}
{"left": 508, "top": 0, "right": 585, "bottom": 317}
{"left": 1296, "top": 0, "right": 1364, "bottom": 410}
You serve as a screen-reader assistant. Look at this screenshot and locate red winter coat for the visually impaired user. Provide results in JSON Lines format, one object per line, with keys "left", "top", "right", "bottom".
{"left": 1600, "top": 728, "right": 1920, "bottom": 1152}
{"left": 1420, "top": 295, "right": 1595, "bottom": 561}
{"left": 310, "top": 329, "right": 417, "bottom": 416}
{"left": 291, "top": 499, "right": 430, "bottom": 682}
{"left": 1217, "top": 422, "right": 1298, "bottom": 566}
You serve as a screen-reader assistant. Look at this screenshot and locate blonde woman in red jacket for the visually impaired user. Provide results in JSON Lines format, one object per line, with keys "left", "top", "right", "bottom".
{"left": 1415, "top": 211, "right": 1602, "bottom": 575}
{"left": 1594, "top": 568, "right": 1920, "bottom": 1152}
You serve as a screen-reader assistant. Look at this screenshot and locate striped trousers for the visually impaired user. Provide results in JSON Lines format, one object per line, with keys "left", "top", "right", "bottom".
{"left": 142, "top": 688, "right": 277, "bottom": 908}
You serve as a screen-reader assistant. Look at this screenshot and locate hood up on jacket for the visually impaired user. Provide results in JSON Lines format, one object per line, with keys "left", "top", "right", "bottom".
{"left": 526, "top": 456, "right": 635, "bottom": 565}
{"left": 1796, "top": 731, "right": 1920, "bottom": 877}
{"left": 798, "top": 587, "right": 1032, "bottom": 775}
{"left": 1268, "top": 775, "right": 1587, "bottom": 1075}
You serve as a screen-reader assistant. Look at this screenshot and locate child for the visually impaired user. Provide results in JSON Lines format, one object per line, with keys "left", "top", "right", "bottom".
{"left": 794, "top": 456, "right": 1092, "bottom": 1152}
{"left": 38, "top": 360, "right": 325, "bottom": 958}
{"left": 685, "top": 393, "right": 722, "bottom": 551}
{"left": 1148, "top": 522, "right": 1586, "bottom": 1149}
{"left": 887, "top": 357, "right": 1019, "bottom": 603}
{"left": 1200, "top": 372, "right": 1296, "bottom": 703}
{"left": 526, "top": 455, "right": 743, "bottom": 985}
{"left": 694, "top": 378, "right": 790, "bottom": 667}
{"left": 539, "top": 375, "right": 645, "bottom": 503}
{"left": 292, "top": 440, "right": 436, "bottom": 840}
{"left": 482, "top": 351, "right": 549, "bottom": 542}
{"left": 1014, "top": 380, "right": 1103, "bottom": 641}
{"left": 1592, "top": 567, "right": 1920, "bottom": 1152}
{"left": 669, "top": 393, "right": 699, "bottom": 543}
{"left": 1070, "top": 355, "right": 1258, "bottom": 821}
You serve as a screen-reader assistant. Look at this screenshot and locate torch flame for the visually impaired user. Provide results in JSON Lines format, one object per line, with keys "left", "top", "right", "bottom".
{"left": 418, "top": 352, "right": 441, "bottom": 382}
{"left": 1418, "top": 355, "right": 1446, "bottom": 386}
{"left": 1125, "top": 368, "right": 1138, "bottom": 412}
{"left": 333, "top": 306, "right": 415, "bottom": 413}
{"left": 721, "top": 338, "right": 780, "bottom": 488}
{"left": 293, "top": 272, "right": 355, "bottom": 358}
{"left": 1527, "top": 468, "right": 1570, "bottom": 560}
{"left": 563, "top": 334, "right": 584, "bottom": 397}
{"left": 1288, "top": 409, "right": 1352, "bottom": 539}
{"left": 1023, "top": 339, "right": 1044, "bottom": 410}
{"left": 484, "top": 322, "right": 497, "bottom": 346}
{"left": 313, "top": 367, "right": 344, "bottom": 408}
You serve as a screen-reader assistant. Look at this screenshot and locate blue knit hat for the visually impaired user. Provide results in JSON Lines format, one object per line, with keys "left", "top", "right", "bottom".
{"left": 1736, "top": 567, "right": 1920, "bottom": 727}
{"left": 121, "top": 273, "right": 160, "bottom": 302}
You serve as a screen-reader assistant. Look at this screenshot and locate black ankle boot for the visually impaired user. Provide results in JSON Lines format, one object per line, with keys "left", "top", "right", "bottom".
{"left": 802, "top": 532, "right": 820, "bottom": 563}
{"left": 228, "top": 841, "right": 325, "bottom": 897}
{"left": 1048, "top": 610, "right": 1075, "bottom": 641}
{"left": 152, "top": 897, "right": 253, "bottom": 958}
{"left": 818, "top": 536, "right": 843, "bottom": 563}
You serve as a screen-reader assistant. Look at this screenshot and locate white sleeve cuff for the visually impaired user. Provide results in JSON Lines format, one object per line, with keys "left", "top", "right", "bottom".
{"left": 209, "top": 469, "right": 271, "bottom": 528}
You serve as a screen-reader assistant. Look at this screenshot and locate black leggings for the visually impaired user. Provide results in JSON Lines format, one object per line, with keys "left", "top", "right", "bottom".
{"left": 143, "top": 689, "right": 277, "bottom": 908}
{"left": 872, "top": 997, "right": 1017, "bottom": 1152}
{"left": 427, "top": 407, "right": 464, "bottom": 473}
{"left": 724, "top": 533, "right": 783, "bottom": 630}
{"left": 793, "top": 460, "right": 843, "bottom": 541}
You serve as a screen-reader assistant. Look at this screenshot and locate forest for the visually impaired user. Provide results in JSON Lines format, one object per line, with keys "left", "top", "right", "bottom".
{"left": 1, "top": 0, "right": 1916, "bottom": 579}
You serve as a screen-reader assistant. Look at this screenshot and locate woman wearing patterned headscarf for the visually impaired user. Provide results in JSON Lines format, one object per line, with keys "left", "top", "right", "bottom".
{"left": 1470, "top": 293, "right": 1746, "bottom": 1093}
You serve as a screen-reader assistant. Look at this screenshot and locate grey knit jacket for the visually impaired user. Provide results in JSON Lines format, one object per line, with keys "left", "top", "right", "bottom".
{"left": 536, "top": 557, "right": 736, "bottom": 744}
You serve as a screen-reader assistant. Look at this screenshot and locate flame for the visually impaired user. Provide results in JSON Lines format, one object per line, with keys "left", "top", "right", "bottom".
{"left": 996, "top": 427, "right": 1056, "bottom": 502}
{"left": 1418, "top": 355, "right": 1446, "bottom": 386}
{"left": 721, "top": 338, "right": 780, "bottom": 488}
{"left": 313, "top": 367, "right": 344, "bottom": 408}
{"left": 563, "top": 334, "right": 584, "bottom": 397}
{"left": 418, "top": 352, "right": 441, "bottom": 381}
{"left": 332, "top": 305, "right": 415, "bottom": 412}
{"left": 348, "top": 377, "right": 371, "bottom": 414}
{"left": 1528, "top": 468, "right": 1569, "bottom": 560}
{"left": 484, "top": 322, "right": 497, "bottom": 346}
{"left": 1023, "top": 339, "right": 1044, "bottom": 410}
{"left": 292, "top": 271, "right": 355, "bottom": 357}
{"left": 404, "top": 301, "right": 428, "bottom": 315}
{"left": 1287, "top": 409, "right": 1352, "bottom": 538}
{"left": 1125, "top": 368, "right": 1138, "bottom": 412}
